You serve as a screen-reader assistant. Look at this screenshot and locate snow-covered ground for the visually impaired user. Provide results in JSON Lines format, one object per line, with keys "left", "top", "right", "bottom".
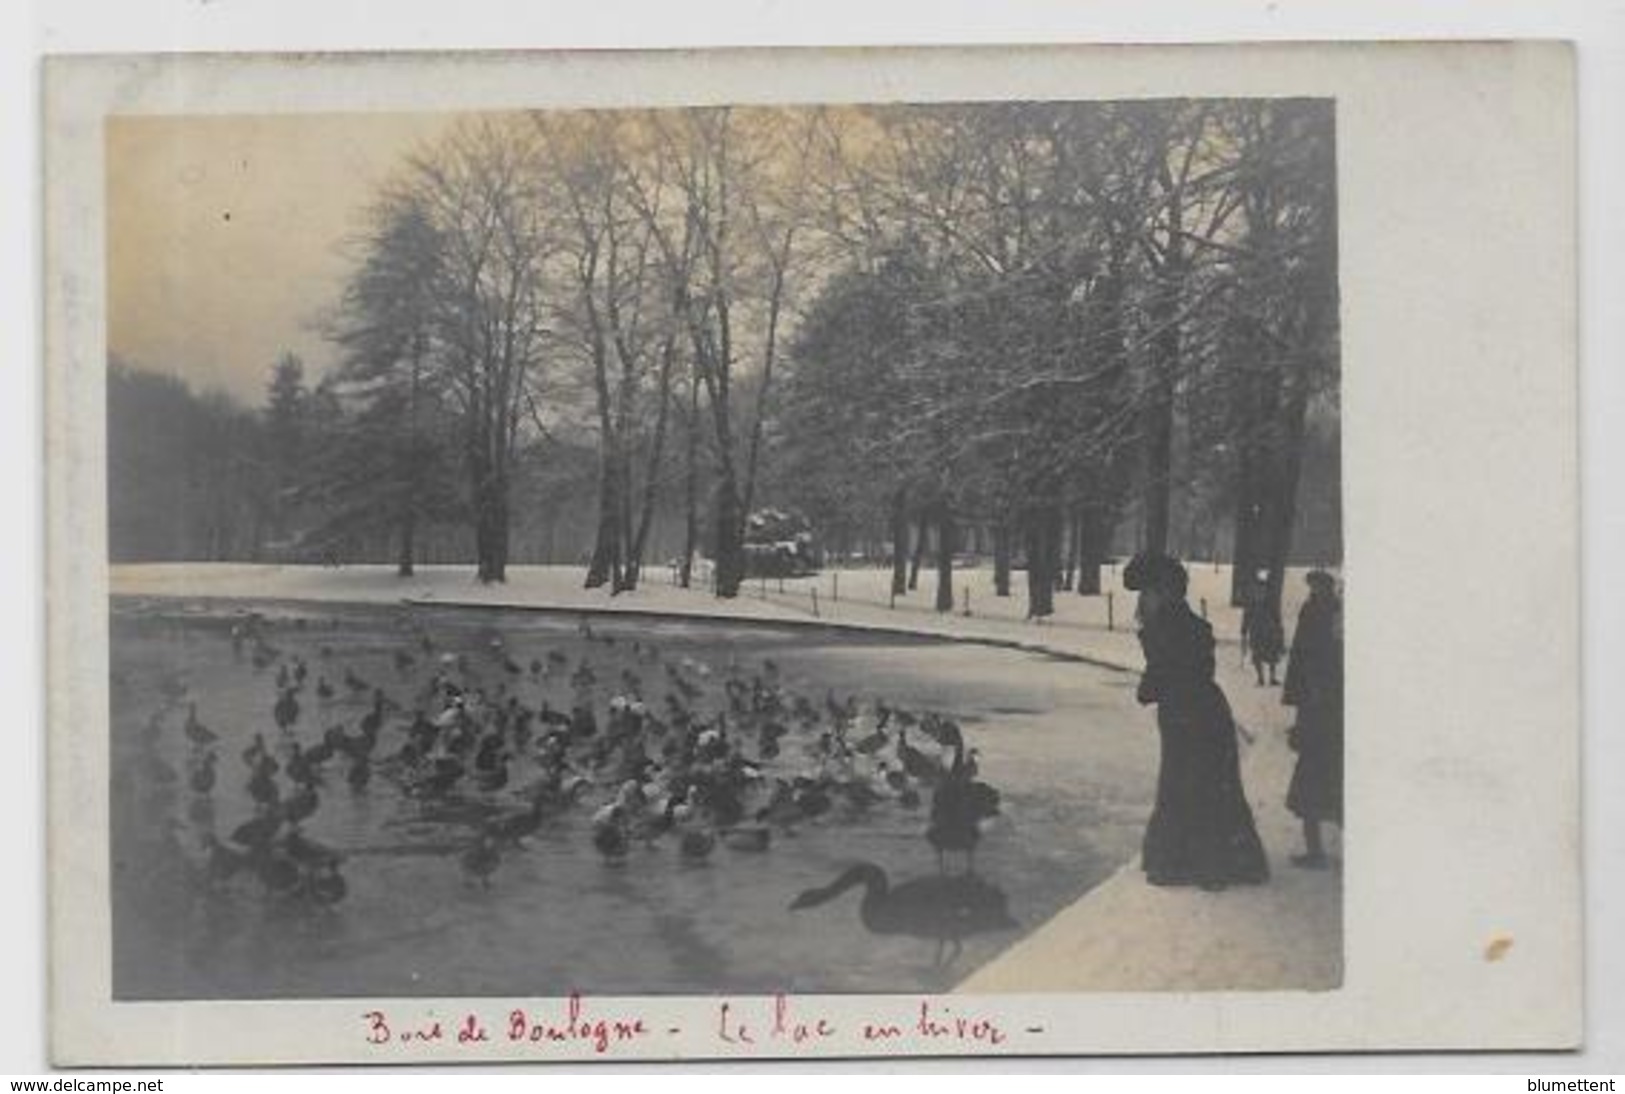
{"left": 111, "top": 559, "right": 1324, "bottom": 672}
{"left": 110, "top": 560, "right": 1342, "bottom": 992}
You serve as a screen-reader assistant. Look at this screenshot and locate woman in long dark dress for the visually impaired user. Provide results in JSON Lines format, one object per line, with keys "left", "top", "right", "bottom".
{"left": 1124, "top": 553, "right": 1270, "bottom": 890}
{"left": 1240, "top": 571, "right": 1285, "bottom": 686}
{"left": 1283, "top": 570, "right": 1344, "bottom": 868}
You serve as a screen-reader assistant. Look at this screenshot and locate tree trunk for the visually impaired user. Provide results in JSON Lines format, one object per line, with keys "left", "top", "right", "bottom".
{"left": 1228, "top": 334, "right": 1266, "bottom": 606}
{"left": 1025, "top": 506, "right": 1057, "bottom": 619}
{"left": 1076, "top": 504, "right": 1104, "bottom": 596}
{"left": 1142, "top": 370, "right": 1176, "bottom": 557}
{"left": 616, "top": 455, "right": 636, "bottom": 592}
{"left": 1051, "top": 510, "right": 1065, "bottom": 595}
{"left": 397, "top": 510, "right": 416, "bottom": 578}
{"left": 625, "top": 335, "right": 679, "bottom": 593}
{"left": 934, "top": 505, "right": 956, "bottom": 613}
{"left": 489, "top": 491, "right": 510, "bottom": 583}
{"left": 584, "top": 455, "right": 622, "bottom": 590}
{"left": 713, "top": 474, "right": 745, "bottom": 599}
{"left": 993, "top": 522, "right": 1012, "bottom": 597}
{"left": 469, "top": 380, "right": 514, "bottom": 585}
{"left": 469, "top": 432, "right": 510, "bottom": 586}
{"left": 1142, "top": 242, "right": 1186, "bottom": 557}
{"left": 889, "top": 486, "right": 908, "bottom": 596}
{"left": 907, "top": 516, "right": 928, "bottom": 591}
{"left": 679, "top": 376, "right": 701, "bottom": 589}
{"left": 1230, "top": 461, "right": 1260, "bottom": 606}
{"left": 1062, "top": 510, "right": 1079, "bottom": 591}
{"left": 681, "top": 496, "right": 698, "bottom": 589}
{"left": 475, "top": 500, "right": 496, "bottom": 584}
{"left": 1258, "top": 374, "right": 1312, "bottom": 621}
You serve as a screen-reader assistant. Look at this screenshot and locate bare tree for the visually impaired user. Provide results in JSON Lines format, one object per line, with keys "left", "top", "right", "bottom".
{"left": 400, "top": 119, "right": 554, "bottom": 583}
{"left": 535, "top": 113, "right": 687, "bottom": 593}
{"left": 1214, "top": 100, "right": 1340, "bottom": 609}
{"left": 625, "top": 107, "right": 820, "bottom": 598}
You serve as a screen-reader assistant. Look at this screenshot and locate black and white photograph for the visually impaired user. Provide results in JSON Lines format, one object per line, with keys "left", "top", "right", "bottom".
{"left": 39, "top": 43, "right": 1582, "bottom": 1065}
{"left": 102, "top": 95, "right": 1343, "bottom": 1001}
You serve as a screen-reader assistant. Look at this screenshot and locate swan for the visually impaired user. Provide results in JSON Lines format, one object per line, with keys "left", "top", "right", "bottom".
{"left": 789, "top": 862, "right": 1017, "bottom": 966}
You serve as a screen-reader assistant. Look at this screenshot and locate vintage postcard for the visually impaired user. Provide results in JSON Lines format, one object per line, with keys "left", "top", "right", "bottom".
{"left": 43, "top": 42, "right": 1580, "bottom": 1064}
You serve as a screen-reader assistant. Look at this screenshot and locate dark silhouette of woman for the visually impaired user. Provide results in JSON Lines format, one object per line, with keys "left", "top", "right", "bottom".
{"left": 1283, "top": 569, "right": 1344, "bottom": 868}
{"left": 1240, "top": 571, "right": 1285, "bottom": 686}
{"left": 1124, "top": 553, "right": 1269, "bottom": 890}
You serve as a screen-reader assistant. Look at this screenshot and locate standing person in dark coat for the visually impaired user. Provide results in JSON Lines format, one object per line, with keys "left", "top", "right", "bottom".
{"left": 1283, "top": 569, "right": 1344, "bottom": 869}
{"left": 1124, "top": 553, "right": 1270, "bottom": 891}
{"left": 1240, "top": 570, "right": 1285, "bottom": 686}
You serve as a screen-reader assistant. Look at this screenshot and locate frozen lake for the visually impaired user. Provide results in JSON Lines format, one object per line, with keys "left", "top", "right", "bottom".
{"left": 110, "top": 597, "right": 1156, "bottom": 999}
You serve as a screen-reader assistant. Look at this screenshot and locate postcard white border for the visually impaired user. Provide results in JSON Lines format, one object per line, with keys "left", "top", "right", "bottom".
{"left": 43, "top": 42, "right": 1581, "bottom": 1065}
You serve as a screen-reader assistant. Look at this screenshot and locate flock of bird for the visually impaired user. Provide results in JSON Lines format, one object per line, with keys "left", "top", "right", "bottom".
{"left": 128, "top": 609, "right": 1006, "bottom": 914}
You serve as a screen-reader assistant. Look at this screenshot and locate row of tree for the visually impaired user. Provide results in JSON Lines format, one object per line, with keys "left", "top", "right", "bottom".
{"left": 110, "top": 99, "right": 1341, "bottom": 619}
{"left": 107, "top": 354, "right": 608, "bottom": 569}
{"left": 768, "top": 100, "right": 1340, "bottom": 612}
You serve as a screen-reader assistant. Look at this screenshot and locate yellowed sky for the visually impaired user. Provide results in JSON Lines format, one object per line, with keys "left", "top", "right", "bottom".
{"left": 107, "top": 113, "right": 453, "bottom": 405}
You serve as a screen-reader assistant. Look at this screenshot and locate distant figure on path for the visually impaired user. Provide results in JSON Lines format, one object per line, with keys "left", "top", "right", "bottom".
{"left": 1240, "top": 570, "right": 1284, "bottom": 686}
{"left": 1283, "top": 569, "right": 1344, "bottom": 869}
{"left": 1125, "top": 552, "right": 1270, "bottom": 891}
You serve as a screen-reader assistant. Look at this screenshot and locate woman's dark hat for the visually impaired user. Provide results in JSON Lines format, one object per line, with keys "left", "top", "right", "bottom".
{"left": 1123, "top": 552, "right": 1188, "bottom": 596}
{"left": 1306, "top": 569, "right": 1338, "bottom": 592}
